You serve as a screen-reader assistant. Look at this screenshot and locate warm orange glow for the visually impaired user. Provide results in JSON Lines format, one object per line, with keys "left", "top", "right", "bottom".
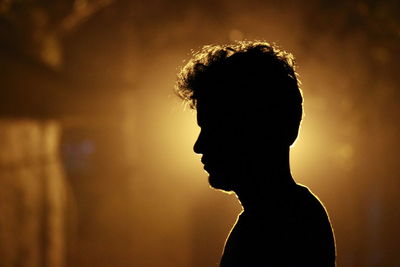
{"left": 1, "top": 1, "right": 398, "bottom": 266}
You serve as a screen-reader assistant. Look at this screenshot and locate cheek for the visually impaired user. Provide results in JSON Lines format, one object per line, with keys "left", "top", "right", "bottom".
{"left": 212, "top": 135, "right": 239, "bottom": 156}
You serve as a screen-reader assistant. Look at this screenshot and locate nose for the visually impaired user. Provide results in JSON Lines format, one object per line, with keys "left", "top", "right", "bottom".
{"left": 193, "top": 130, "right": 204, "bottom": 154}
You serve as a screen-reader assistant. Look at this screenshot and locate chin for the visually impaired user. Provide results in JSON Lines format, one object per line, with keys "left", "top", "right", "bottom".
{"left": 208, "top": 173, "right": 235, "bottom": 192}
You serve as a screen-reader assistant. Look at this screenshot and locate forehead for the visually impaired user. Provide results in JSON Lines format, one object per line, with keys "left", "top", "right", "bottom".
{"left": 196, "top": 99, "right": 238, "bottom": 128}
{"left": 196, "top": 101, "right": 216, "bottom": 127}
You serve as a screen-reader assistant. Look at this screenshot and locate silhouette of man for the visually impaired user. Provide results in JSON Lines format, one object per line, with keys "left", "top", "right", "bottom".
{"left": 176, "top": 41, "right": 336, "bottom": 267}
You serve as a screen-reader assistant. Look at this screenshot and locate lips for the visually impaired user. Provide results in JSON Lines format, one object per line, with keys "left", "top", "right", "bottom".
{"left": 201, "top": 157, "right": 211, "bottom": 172}
{"left": 203, "top": 164, "right": 210, "bottom": 173}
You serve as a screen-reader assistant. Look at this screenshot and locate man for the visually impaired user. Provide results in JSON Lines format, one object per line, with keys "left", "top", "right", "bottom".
{"left": 176, "top": 41, "right": 336, "bottom": 266}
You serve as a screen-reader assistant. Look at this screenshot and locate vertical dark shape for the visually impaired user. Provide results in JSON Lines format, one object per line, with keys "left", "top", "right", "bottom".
{"left": 176, "top": 41, "right": 336, "bottom": 266}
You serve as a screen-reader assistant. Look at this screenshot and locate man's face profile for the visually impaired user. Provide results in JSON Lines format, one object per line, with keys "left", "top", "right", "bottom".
{"left": 193, "top": 92, "right": 293, "bottom": 193}
{"left": 193, "top": 98, "right": 271, "bottom": 192}
{"left": 176, "top": 42, "right": 303, "bottom": 193}
{"left": 194, "top": 101, "right": 239, "bottom": 192}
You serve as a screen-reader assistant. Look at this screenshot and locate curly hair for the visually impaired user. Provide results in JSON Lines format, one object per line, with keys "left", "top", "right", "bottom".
{"left": 175, "top": 41, "right": 303, "bottom": 145}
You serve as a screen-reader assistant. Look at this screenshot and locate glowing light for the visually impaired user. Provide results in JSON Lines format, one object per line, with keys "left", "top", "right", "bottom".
{"left": 229, "top": 29, "right": 244, "bottom": 41}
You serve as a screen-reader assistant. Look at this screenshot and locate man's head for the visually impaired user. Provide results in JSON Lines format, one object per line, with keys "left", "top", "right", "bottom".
{"left": 176, "top": 41, "right": 303, "bottom": 192}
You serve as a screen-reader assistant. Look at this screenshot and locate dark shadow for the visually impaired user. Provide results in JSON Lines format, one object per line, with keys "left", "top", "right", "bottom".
{"left": 176, "top": 41, "right": 336, "bottom": 267}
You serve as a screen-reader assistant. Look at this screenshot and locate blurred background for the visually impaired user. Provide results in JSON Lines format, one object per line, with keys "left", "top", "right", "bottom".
{"left": 0, "top": 0, "right": 399, "bottom": 266}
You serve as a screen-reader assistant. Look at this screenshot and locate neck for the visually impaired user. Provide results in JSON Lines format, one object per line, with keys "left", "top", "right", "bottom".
{"left": 233, "top": 147, "right": 297, "bottom": 211}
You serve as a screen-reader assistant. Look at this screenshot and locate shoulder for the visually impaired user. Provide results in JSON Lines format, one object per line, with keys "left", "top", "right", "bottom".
{"left": 293, "top": 184, "right": 330, "bottom": 218}
{"left": 292, "top": 184, "right": 336, "bottom": 265}
{"left": 291, "top": 184, "right": 334, "bottom": 237}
